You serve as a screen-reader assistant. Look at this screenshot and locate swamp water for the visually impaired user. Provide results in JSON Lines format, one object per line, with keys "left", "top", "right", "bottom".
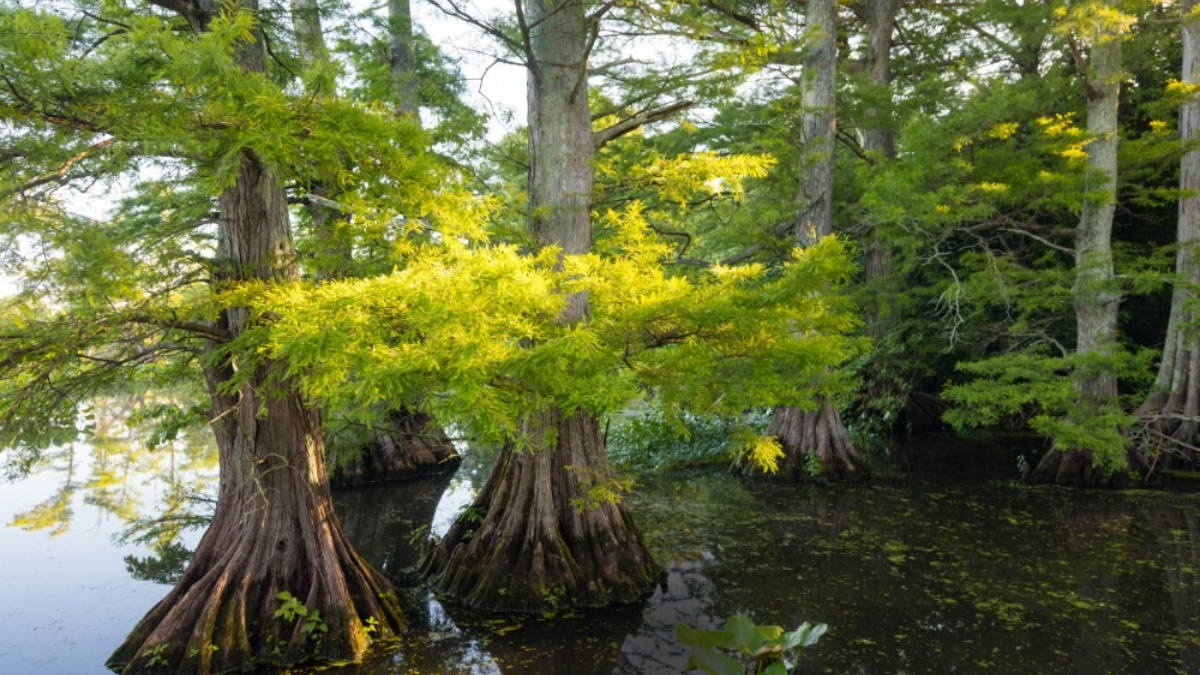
{"left": 1, "top": 431, "right": 1199, "bottom": 675}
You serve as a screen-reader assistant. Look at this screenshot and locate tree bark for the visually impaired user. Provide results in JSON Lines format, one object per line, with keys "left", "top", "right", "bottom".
{"left": 1137, "top": 0, "right": 1200, "bottom": 468}
{"left": 859, "top": 0, "right": 900, "bottom": 298}
{"left": 421, "top": 410, "right": 656, "bottom": 611}
{"left": 852, "top": 0, "right": 937, "bottom": 433}
{"left": 422, "top": 0, "right": 656, "bottom": 611}
{"left": 1033, "top": 4, "right": 1129, "bottom": 484}
{"left": 768, "top": 0, "right": 865, "bottom": 477}
{"left": 389, "top": 0, "right": 420, "bottom": 118}
{"left": 766, "top": 403, "right": 863, "bottom": 479}
{"left": 329, "top": 409, "right": 460, "bottom": 486}
{"left": 859, "top": 0, "right": 901, "bottom": 337}
{"left": 108, "top": 4, "right": 403, "bottom": 672}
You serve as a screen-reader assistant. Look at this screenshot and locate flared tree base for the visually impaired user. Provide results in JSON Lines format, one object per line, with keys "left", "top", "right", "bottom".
{"left": 1136, "top": 393, "right": 1200, "bottom": 471}
{"left": 110, "top": 377, "right": 405, "bottom": 675}
{"left": 330, "top": 409, "right": 461, "bottom": 487}
{"left": 421, "top": 410, "right": 657, "bottom": 612}
{"left": 107, "top": 490, "right": 405, "bottom": 675}
{"left": 1028, "top": 447, "right": 1150, "bottom": 487}
{"left": 764, "top": 402, "right": 866, "bottom": 480}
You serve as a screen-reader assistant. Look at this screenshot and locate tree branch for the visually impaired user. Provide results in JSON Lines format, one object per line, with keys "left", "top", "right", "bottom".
{"left": 999, "top": 227, "right": 1074, "bottom": 255}
{"left": 666, "top": 217, "right": 797, "bottom": 268}
{"left": 128, "top": 315, "right": 231, "bottom": 343}
{"left": 594, "top": 100, "right": 695, "bottom": 149}
{"left": 3, "top": 138, "right": 115, "bottom": 197}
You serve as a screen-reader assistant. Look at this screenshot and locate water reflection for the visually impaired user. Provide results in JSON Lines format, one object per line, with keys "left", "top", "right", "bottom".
{"left": 0, "top": 396, "right": 218, "bottom": 675}
{"left": 5, "top": 426, "right": 1200, "bottom": 675}
{"left": 332, "top": 459, "right": 642, "bottom": 675}
{"left": 310, "top": 454, "right": 1200, "bottom": 675}
{"left": 1144, "top": 503, "right": 1200, "bottom": 672}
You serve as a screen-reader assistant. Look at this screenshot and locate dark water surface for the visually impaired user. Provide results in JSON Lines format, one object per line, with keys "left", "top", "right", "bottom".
{"left": 2, "top": 431, "right": 1199, "bottom": 675}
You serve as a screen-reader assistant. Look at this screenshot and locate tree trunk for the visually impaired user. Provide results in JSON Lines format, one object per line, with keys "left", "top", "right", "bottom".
{"left": 109, "top": 362, "right": 405, "bottom": 674}
{"left": 389, "top": 0, "right": 420, "bottom": 118}
{"left": 422, "top": 0, "right": 656, "bottom": 611}
{"left": 288, "top": 0, "right": 457, "bottom": 483}
{"left": 853, "top": 0, "right": 935, "bottom": 433}
{"left": 421, "top": 410, "right": 656, "bottom": 611}
{"left": 109, "top": 4, "right": 403, "bottom": 672}
{"left": 1033, "top": 5, "right": 1128, "bottom": 484}
{"left": 1137, "top": 0, "right": 1200, "bottom": 468}
{"left": 860, "top": 0, "right": 902, "bottom": 307}
{"left": 329, "top": 408, "right": 460, "bottom": 486}
{"left": 768, "top": 0, "right": 865, "bottom": 477}
{"left": 767, "top": 403, "right": 864, "bottom": 479}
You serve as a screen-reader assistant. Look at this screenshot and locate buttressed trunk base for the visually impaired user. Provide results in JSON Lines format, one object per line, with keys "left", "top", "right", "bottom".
{"left": 421, "top": 410, "right": 657, "bottom": 612}
{"left": 330, "top": 408, "right": 461, "bottom": 487}
{"left": 766, "top": 403, "right": 865, "bottom": 479}
{"left": 107, "top": 368, "right": 405, "bottom": 675}
{"left": 1029, "top": 445, "right": 1149, "bottom": 487}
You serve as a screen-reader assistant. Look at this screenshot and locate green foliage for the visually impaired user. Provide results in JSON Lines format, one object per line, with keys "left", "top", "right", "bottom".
{"left": 144, "top": 643, "right": 169, "bottom": 667}
{"left": 675, "top": 614, "right": 827, "bottom": 675}
{"left": 244, "top": 215, "right": 862, "bottom": 451}
{"left": 274, "top": 591, "right": 309, "bottom": 622}
{"left": 943, "top": 347, "right": 1157, "bottom": 472}
{"left": 607, "top": 409, "right": 771, "bottom": 472}
{"left": 274, "top": 590, "right": 328, "bottom": 639}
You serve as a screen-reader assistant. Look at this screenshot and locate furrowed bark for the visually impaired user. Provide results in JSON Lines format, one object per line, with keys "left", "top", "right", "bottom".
{"left": 329, "top": 409, "right": 460, "bottom": 486}
{"left": 1136, "top": 0, "right": 1200, "bottom": 469}
{"left": 860, "top": 0, "right": 902, "bottom": 302}
{"left": 766, "top": 0, "right": 864, "bottom": 477}
{"left": 108, "top": 3, "right": 404, "bottom": 672}
{"left": 422, "top": 0, "right": 656, "bottom": 611}
{"left": 422, "top": 410, "right": 655, "bottom": 611}
{"left": 389, "top": 0, "right": 420, "bottom": 118}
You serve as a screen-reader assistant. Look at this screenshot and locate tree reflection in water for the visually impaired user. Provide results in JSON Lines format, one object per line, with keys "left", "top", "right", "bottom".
{"left": 1144, "top": 503, "right": 1200, "bottom": 672}
{"left": 11, "top": 395, "right": 218, "bottom": 560}
{"left": 8, "top": 419, "right": 1200, "bottom": 675}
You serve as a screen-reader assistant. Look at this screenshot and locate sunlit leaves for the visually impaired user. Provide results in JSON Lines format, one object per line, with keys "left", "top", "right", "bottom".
{"left": 242, "top": 213, "right": 862, "bottom": 448}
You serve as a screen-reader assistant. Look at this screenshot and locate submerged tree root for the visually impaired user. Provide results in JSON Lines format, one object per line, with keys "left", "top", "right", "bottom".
{"left": 421, "top": 409, "right": 657, "bottom": 613}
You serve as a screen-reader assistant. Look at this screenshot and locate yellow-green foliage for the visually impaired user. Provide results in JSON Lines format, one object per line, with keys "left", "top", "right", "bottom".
{"left": 240, "top": 206, "right": 863, "bottom": 448}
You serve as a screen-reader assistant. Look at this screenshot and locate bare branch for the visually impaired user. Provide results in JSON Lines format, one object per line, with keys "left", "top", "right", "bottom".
{"left": 425, "top": 0, "right": 529, "bottom": 66}
{"left": 665, "top": 218, "right": 797, "bottom": 268}
{"left": 999, "top": 227, "right": 1074, "bottom": 255}
{"left": 513, "top": 0, "right": 539, "bottom": 77}
{"left": 77, "top": 342, "right": 202, "bottom": 366}
{"left": 594, "top": 100, "right": 695, "bottom": 149}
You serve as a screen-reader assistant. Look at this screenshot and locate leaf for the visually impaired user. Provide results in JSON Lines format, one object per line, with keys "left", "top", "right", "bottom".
{"left": 682, "top": 646, "right": 742, "bottom": 675}
{"left": 778, "top": 622, "right": 827, "bottom": 650}
{"left": 761, "top": 662, "right": 789, "bottom": 675}
{"left": 725, "top": 614, "right": 765, "bottom": 654}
